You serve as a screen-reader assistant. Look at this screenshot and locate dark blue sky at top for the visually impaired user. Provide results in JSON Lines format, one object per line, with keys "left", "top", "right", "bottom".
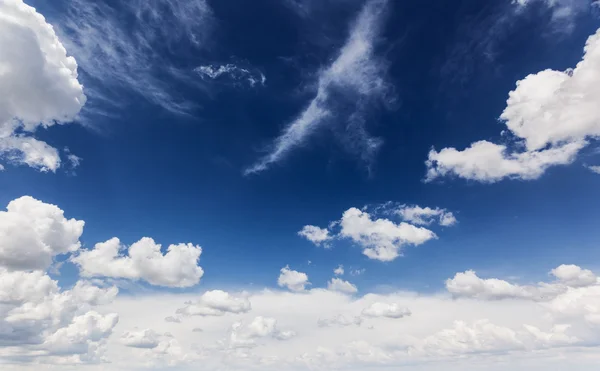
{"left": 3, "top": 0, "right": 600, "bottom": 292}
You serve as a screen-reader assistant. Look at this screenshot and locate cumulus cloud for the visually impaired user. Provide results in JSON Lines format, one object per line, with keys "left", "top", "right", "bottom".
{"left": 223, "top": 316, "right": 296, "bottom": 349}
{"left": 121, "top": 329, "right": 161, "bottom": 349}
{"left": 427, "top": 28, "right": 600, "bottom": 183}
{"left": 298, "top": 225, "right": 332, "bottom": 247}
{"left": 396, "top": 205, "right": 457, "bottom": 226}
{"left": 56, "top": 0, "right": 213, "bottom": 115}
{"left": 245, "top": 0, "right": 392, "bottom": 175}
{"left": 194, "top": 64, "right": 266, "bottom": 87}
{"left": 446, "top": 264, "right": 598, "bottom": 301}
{"left": 334, "top": 265, "right": 345, "bottom": 275}
{"left": 0, "top": 0, "right": 86, "bottom": 171}
{"left": 0, "top": 268, "right": 118, "bottom": 363}
{"left": 278, "top": 266, "right": 310, "bottom": 292}
{"left": 0, "top": 196, "right": 84, "bottom": 271}
{"left": 72, "top": 237, "right": 203, "bottom": 288}
{"left": 176, "top": 290, "right": 251, "bottom": 317}
{"left": 362, "top": 302, "right": 411, "bottom": 319}
{"left": 339, "top": 207, "right": 437, "bottom": 261}
{"left": 318, "top": 314, "right": 363, "bottom": 327}
{"left": 327, "top": 278, "right": 358, "bottom": 294}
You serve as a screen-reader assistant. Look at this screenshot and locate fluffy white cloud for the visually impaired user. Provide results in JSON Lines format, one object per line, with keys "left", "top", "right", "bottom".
{"left": 298, "top": 225, "right": 332, "bottom": 247}
{"left": 426, "top": 28, "right": 600, "bottom": 183}
{"left": 245, "top": 0, "right": 392, "bottom": 174}
{"left": 396, "top": 205, "right": 457, "bottom": 226}
{"left": 446, "top": 265, "right": 598, "bottom": 301}
{"left": 362, "top": 302, "right": 411, "bottom": 319}
{"left": 278, "top": 266, "right": 310, "bottom": 292}
{"left": 0, "top": 196, "right": 84, "bottom": 271}
{"left": 176, "top": 290, "right": 251, "bottom": 317}
{"left": 339, "top": 207, "right": 437, "bottom": 261}
{"left": 223, "top": 316, "right": 296, "bottom": 349}
{"left": 121, "top": 329, "right": 161, "bottom": 349}
{"left": 0, "top": 268, "right": 118, "bottom": 363}
{"left": 327, "top": 278, "right": 358, "bottom": 294}
{"left": 195, "top": 64, "right": 266, "bottom": 87}
{"left": 0, "top": 0, "right": 86, "bottom": 171}
{"left": 72, "top": 237, "right": 203, "bottom": 288}
{"left": 334, "top": 265, "right": 344, "bottom": 276}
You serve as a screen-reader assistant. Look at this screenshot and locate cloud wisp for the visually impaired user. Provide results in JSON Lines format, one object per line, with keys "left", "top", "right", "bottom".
{"left": 245, "top": 0, "right": 393, "bottom": 175}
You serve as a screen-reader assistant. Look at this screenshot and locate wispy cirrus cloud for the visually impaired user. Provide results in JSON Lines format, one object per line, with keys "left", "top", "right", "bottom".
{"left": 55, "top": 0, "right": 213, "bottom": 116}
{"left": 245, "top": 0, "right": 393, "bottom": 175}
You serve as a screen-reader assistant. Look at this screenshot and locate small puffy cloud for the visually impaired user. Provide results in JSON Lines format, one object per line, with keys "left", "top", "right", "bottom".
{"left": 318, "top": 314, "right": 363, "bottom": 327}
{"left": 278, "top": 266, "right": 310, "bottom": 292}
{"left": 0, "top": 0, "right": 86, "bottom": 171}
{"left": 121, "top": 329, "right": 161, "bottom": 349}
{"left": 446, "top": 265, "right": 598, "bottom": 302}
{"left": 350, "top": 268, "right": 366, "bottom": 276}
{"left": 72, "top": 237, "right": 203, "bottom": 288}
{"left": 176, "top": 290, "right": 251, "bottom": 317}
{"left": 334, "top": 265, "right": 345, "bottom": 276}
{"left": 298, "top": 225, "right": 332, "bottom": 247}
{"left": 195, "top": 64, "right": 266, "bottom": 87}
{"left": 426, "top": 28, "right": 600, "bottom": 183}
{"left": 551, "top": 264, "right": 598, "bottom": 287}
{"left": 327, "top": 278, "right": 358, "bottom": 294}
{"left": 225, "top": 316, "right": 296, "bottom": 349}
{"left": 245, "top": 0, "right": 392, "bottom": 175}
{"left": 362, "top": 302, "right": 411, "bottom": 319}
{"left": 165, "top": 316, "right": 181, "bottom": 323}
{"left": 396, "top": 205, "right": 457, "bottom": 226}
{"left": 0, "top": 196, "right": 84, "bottom": 271}
{"left": 586, "top": 165, "right": 600, "bottom": 174}
{"left": 339, "top": 207, "right": 437, "bottom": 262}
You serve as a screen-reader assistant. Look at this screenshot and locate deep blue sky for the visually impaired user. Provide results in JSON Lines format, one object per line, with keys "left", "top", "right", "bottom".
{"left": 3, "top": 0, "right": 600, "bottom": 292}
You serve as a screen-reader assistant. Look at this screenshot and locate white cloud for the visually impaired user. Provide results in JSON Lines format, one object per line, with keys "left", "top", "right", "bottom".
{"left": 176, "top": 290, "right": 251, "bottom": 317}
{"left": 586, "top": 165, "right": 600, "bottom": 174}
{"left": 0, "top": 268, "right": 118, "bottom": 364}
{"left": 278, "top": 266, "right": 310, "bottom": 292}
{"left": 446, "top": 265, "right": 598, "bottom": 301}
{"left": 334, "top": 265, "right": 345, "bottom": 276}
{"left": 426, "top": 28, "right": 600, "bottom": 183}
{"left": 327, "top": 278, "right": 358, "bottom": 294}
{"left": 298, "top": 225, "right": 332, "bottom": 247}
{"left": 0, "top": 196, "right": 84, "bottom": 271}
{"left": 121, "top": 329, "right": 161, "bottom": 349}
{"left": 396, "top": 205, "right": 457, "bottom": 226}
{"left": 195, "top": 64, "right": 266, "bottom": 87}
{"left": 362, "top": 302, "right": 411, "bottom": 319}
{"left": 350, "top": 268, "right": 366, "bottom": 276}
{"left": 339, "top": 207, "right": 437, "bottom": 261}
{"left": 223, "top": 316, "right": 296, "bottom": 349}
{"left": 56, "top": 0, "right": 212, "bottom": 115}
{"left": 0, "top": 0, "right": 86, "bottom": 171}
{"left": 318, "top": 314, "right": 363, "bottom": 327}
{"left": 71, "top": 237, "right": 204, "bottom": 288}
{"left": 245, "top": 0, "right": 392, "bottom": 175}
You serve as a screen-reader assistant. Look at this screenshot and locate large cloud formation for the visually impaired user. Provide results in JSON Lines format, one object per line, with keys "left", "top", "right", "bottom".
{"left": 426, "top": 28, "right": 600, "bottom": 183}
{"left": 0, "top": 0, "right": 86, "bottom": 171}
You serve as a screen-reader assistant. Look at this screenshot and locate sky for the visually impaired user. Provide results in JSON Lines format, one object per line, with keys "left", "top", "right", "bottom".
{"left": 1, "top": 0, "right": 600, "bottom": 369}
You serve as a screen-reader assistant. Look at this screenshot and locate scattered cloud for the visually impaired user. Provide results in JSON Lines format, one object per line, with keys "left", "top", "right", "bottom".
{"left": 361, "top": 302, "right": 411, "bottom": 319}
{"left": 121, "top": 329, "right": 162, "bottom": 349}
{"left": 327, "top": 278, "right": 358, "bottom": 294}
{"left": 176, "top": 290, "right": 251, "bottom": 317}
{"left": 334, "top": 265, "right": 345, "bottom": 275}
{"left": 194, "top": 64, "right": 266, "bottom": 87}
{"left": 245, "top": 0, "right": 393, "bottom": 175}
{"left": 72, "top": 237, "right": 204, "bottom": 288}
{"left": 0, "top": 196, "right": 84, "bottom": 271}
{"left": 318, "top": 314, "right": 363, "bottom": 327}
{"left": 427, "top": 28, "right": 600, "bottom": 183}
{"left": 0, "top": 0, "right": 86, "bottom": 172}
{"left": 56, "top": 0, "right": 213, "bottom": 115}
{"left": 396, "top": 205, "right": 457, "bottom": 226}
{"left": 350, "top": 268, "right": 366, "bottom": 276}
{"left": 298, "top": 225, "right": 332, "bottom": 247}
{"left": 278, "top": 265, "right": 310, "bottom": 292}
{"left": 586, "top": 165, "right": 600, "bottom": 174}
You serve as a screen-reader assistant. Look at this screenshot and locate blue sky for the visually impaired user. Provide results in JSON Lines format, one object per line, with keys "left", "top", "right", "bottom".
{"left": 2, "top": 0, "right": 600, "bottom": 369}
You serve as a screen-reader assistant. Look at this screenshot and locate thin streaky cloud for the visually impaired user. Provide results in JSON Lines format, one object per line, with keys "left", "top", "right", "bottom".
{"left": 244, "top": 0, "right": 391, "bottom": 175}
